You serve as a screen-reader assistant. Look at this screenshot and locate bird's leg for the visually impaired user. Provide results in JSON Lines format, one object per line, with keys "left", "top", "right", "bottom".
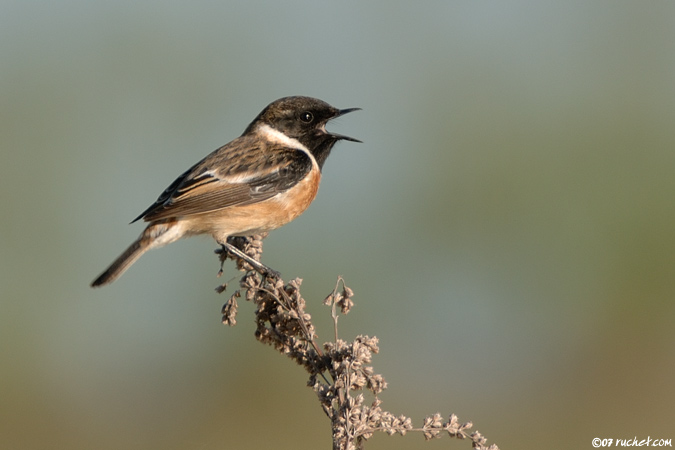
{"left": 217, "top": 239, "right": 280, "bottom": 279}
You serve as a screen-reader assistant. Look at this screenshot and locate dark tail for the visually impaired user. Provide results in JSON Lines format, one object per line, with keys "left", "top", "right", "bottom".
{"left": 91, "top": 237, "right": 150, "bottom": 287}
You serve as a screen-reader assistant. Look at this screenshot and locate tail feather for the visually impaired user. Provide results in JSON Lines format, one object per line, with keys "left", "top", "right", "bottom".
{"left": 91, "top": 238, "right": 150, "bottom": 287}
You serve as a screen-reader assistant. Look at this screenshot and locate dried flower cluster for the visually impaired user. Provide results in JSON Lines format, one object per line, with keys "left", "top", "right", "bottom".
{"left": 216, "top": 235, "right": 499, "bottom": 450}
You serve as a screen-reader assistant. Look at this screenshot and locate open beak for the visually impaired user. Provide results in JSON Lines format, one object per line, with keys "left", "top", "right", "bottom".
{"left": 328, "top": 107, "right": 362, "bottom": 143}
{"left": 338, "top": 107, "right": 362, "bottom": 116}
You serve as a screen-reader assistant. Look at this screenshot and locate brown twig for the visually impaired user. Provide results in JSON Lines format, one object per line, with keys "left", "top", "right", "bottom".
{"left": 216, "top": 235, "right": 499, "bottom": 450}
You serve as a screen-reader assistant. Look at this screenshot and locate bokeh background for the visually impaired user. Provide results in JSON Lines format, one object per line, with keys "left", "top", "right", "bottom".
{"left": 2, "top": 1, "right": 674, "bottom": 449}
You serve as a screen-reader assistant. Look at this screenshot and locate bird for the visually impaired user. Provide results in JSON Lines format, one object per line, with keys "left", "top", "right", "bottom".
{"left": 91, "top": 96, "right": 360, "bottom": 287}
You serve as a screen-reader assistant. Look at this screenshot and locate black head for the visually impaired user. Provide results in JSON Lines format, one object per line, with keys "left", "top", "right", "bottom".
{"left": 245, "top": 96, "right": 361, "bottom": 170}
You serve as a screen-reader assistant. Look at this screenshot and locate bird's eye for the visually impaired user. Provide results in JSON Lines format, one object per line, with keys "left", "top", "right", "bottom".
{"left": 300, "top": 111, "right": 314, "bottom": 123}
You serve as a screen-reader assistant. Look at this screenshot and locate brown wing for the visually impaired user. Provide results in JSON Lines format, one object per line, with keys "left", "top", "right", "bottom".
{"left": 132, "top": 138, "right": 313, "bottom": 223}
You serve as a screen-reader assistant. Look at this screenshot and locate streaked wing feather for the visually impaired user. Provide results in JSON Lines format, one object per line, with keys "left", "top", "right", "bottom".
{"left": 131, "top": 163, "right": 198, "bottom": 223}
{"left": 142, "top": 182, "right": 266, "bottom": 220}
{"left": 136, "top": 145, "right": 312, "bottom": 222}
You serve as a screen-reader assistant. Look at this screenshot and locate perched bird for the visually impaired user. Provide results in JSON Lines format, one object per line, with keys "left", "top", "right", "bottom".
{"left": 91, "top": 96, "right": 360, "bottom": 287}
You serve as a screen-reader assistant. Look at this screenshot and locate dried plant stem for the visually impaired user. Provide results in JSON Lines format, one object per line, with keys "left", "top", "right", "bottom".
{"left": 217, "top": 235, "right": 499, "bottom": 450}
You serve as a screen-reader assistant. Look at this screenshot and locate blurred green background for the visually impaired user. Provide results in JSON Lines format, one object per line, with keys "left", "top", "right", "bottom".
{"left": 2, "top": 1, "right": 674, "bottom": 449}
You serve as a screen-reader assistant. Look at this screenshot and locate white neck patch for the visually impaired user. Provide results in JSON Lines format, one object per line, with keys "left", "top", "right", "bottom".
{"left": 257, "top": 124, "right": 311, "bottom": 156}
